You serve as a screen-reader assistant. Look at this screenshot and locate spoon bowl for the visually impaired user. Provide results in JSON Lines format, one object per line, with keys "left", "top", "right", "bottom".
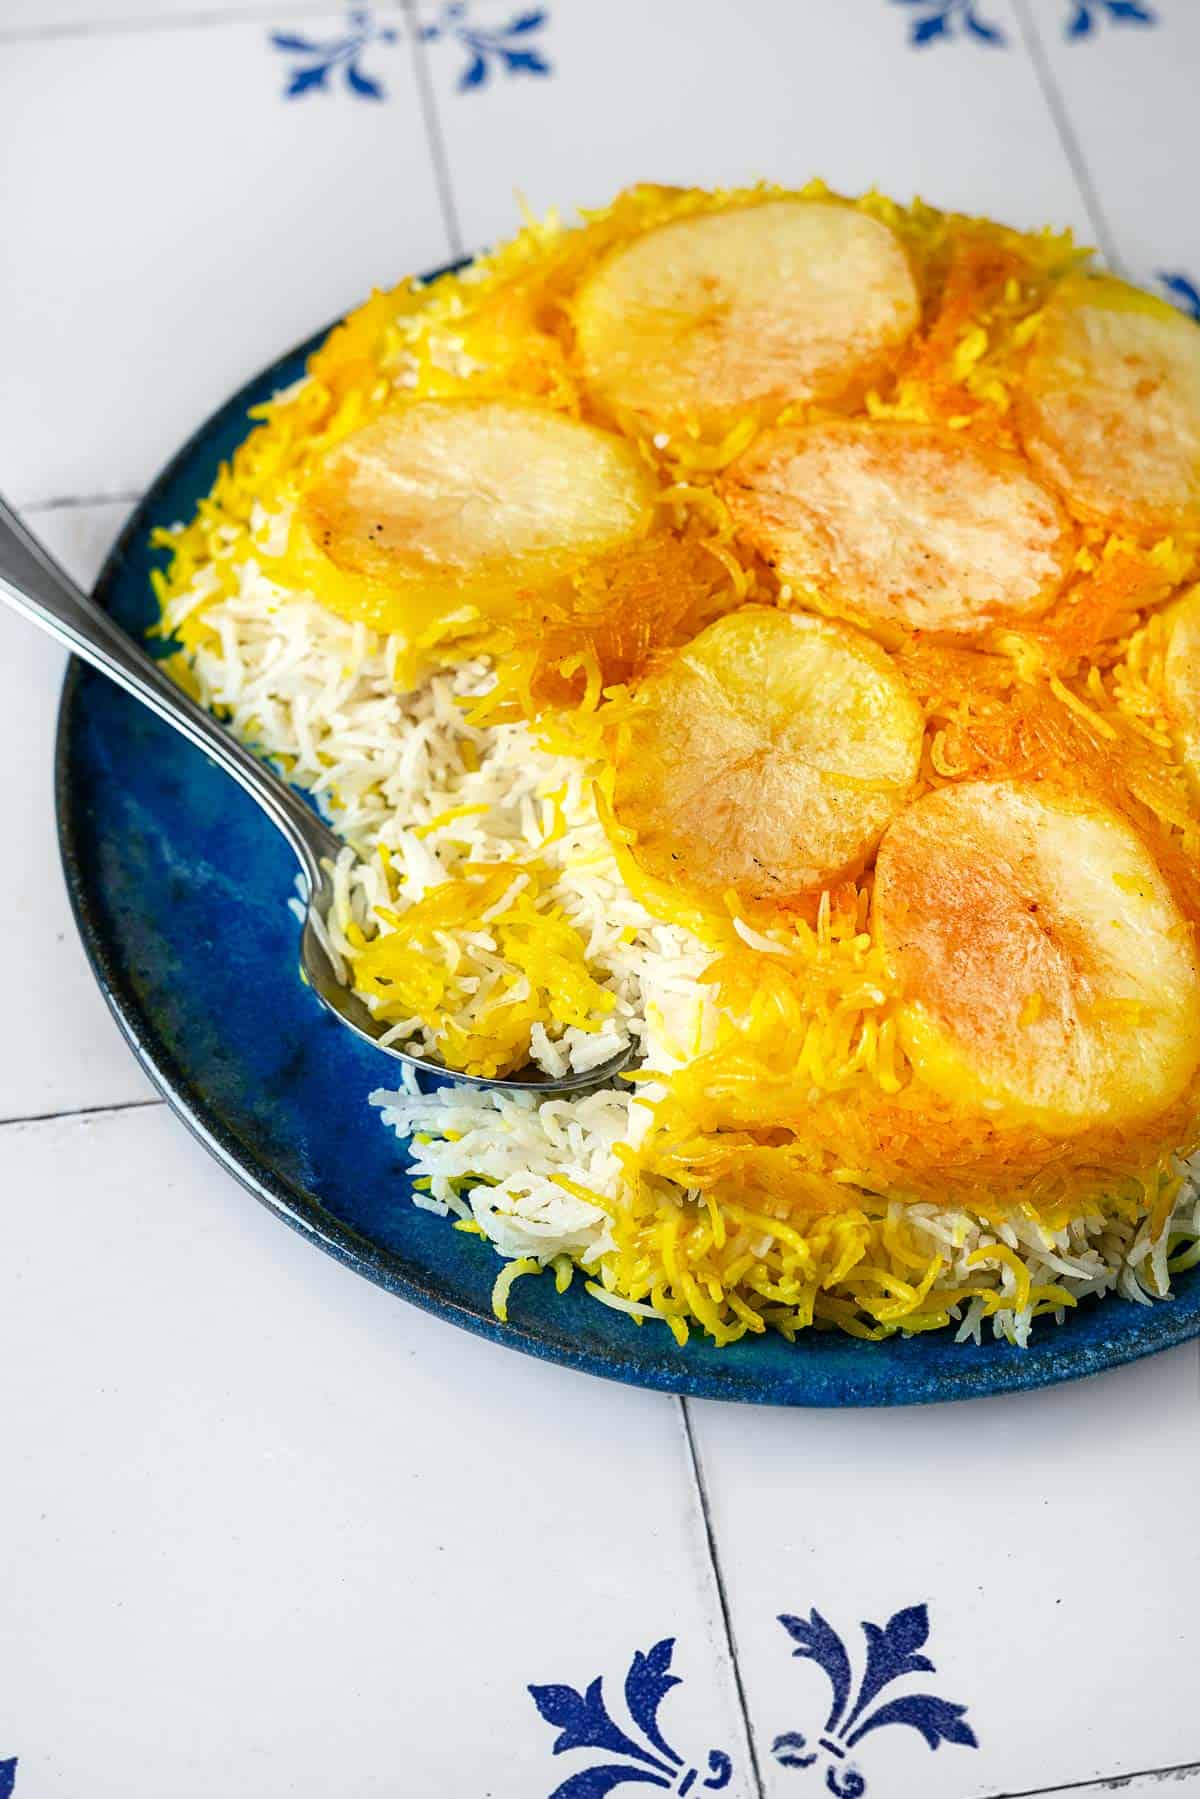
{"left": 0, "top": 495, "right": 635, "bottom": 1095}
{"left": 297, "top": 882, "right": 636, "bottom": 1093}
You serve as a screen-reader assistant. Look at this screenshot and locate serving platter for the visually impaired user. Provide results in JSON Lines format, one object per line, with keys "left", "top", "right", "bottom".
{"left": 53, "top": 302, "right": 1200, "bottom": 1406}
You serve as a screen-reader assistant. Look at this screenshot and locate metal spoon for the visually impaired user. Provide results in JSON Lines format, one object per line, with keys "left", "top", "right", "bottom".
{"left": 0, "top": 495, "right": 634, "bottom": 1094}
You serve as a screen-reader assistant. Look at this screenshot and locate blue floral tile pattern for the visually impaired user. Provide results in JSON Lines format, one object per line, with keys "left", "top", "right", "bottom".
{"left": 419, "top": 3, "right": 552, "bottom": 90}
{"left": 1160, "top": 272, "right": 1200, "bottom": 320}
{"left": 893, "top": 0, "right": 1156, "bottom": 45}
{"left": 528, "top": 1638, "right": 733, "bottom": 1796}
{"left": 1066, "top": 0, "right": 1156, "bottom": 33}
{"left": 269, "top": 4, "right": 552, "bottom": 101}
{"left": 270, "top": 8, "right": 400, "bottom": 98}
{"left": 892, "top": 0, "right": 1005, "bottom": 47}
{"left": 268, "top": 0, "right": 1154, "bottom": 103}
{"left": 770, "top": 1603, "right": 977, "bottom": 1794}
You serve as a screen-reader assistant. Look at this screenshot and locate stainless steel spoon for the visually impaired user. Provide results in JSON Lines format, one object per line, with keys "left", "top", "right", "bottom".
{"left": 0, "top": 495, "right": 634, "bottom": 1093}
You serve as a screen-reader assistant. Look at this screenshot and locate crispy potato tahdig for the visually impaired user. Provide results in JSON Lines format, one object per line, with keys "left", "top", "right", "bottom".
{"left": 874, "top": 781, "right": 1200, "bottom": 1131}
{"left": 721, "top": 420, "right": 1074, "bottom": 637}
{"left": 1019, "top": 274, "right": 1200, "bottom": 534}
{"left": 157, "top": 182, "right": 1200, "bottom": 1348}
{"left": 612, "top": 607, "right": 922, "bottom": 904}
{"left": 574, "top": 199, "right": 920, "bottom": 432}
{"left": 295, "top": 399, "right": 657, "bottom": 633}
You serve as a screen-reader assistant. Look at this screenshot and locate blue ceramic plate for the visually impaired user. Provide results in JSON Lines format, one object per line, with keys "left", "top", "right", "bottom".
{"left": 54, "top": 315, "right": 1200, "bottom": 1406}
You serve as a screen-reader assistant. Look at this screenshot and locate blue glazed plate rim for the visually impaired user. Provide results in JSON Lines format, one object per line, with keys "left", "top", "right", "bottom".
{"left": 51, "top": 307, "right": 1200, "bottom": 1407}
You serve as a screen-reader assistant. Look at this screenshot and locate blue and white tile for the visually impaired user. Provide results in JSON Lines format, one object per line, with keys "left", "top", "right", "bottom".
{"left": 414, "top": 0, "right": 1094, "bottom": 259}
{"left": 688, "top": 1345, "right": 1200, "bottom": 1798}
{"left": 0, "top": 501, "right": 156, "bottom": 1124}
{"left": 1017, "top": 0, "right": 1200, "bottom": 288}
{"left": 0, "top": 11, "right": 444, "bottom": 508}
{"left": 0, "top": 1101, "right": 750, "bottom": 1798}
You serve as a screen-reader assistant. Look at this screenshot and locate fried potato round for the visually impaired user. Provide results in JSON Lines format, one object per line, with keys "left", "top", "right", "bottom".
{"left": 612, "top": 607, "right": 923, "bottom": 904}
{"left": 296, "top": 399, "right": 657, "bottom": 626}
{"left": 875, "top": 781, "right": 1200, "bottom": 1130}
{"left": 1019, "top": 275, "right": 1200, "bottom": 534}
{"left": 721, "top": 421, "right": 1074, "bottom": 636}
{"left": 574, "top": 200, "right": 920, "bottom": 433}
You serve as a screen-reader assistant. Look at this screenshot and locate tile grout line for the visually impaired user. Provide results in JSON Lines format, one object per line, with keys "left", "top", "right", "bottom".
{"left": 679, "top": 1397, "right": 766, "bottom": 1799}
{"left": 20, "top": 490, "right": 144, "bottom": 517}
{"left": 1009, "top": 0, "right": 1125, "bottom": 275}
{"left": 0, "top": 1096, "right": 165, "bottom": 1132}
{"left": 0, "top": 3, "right": 342, "bottom": 46}
{"left": 399, "top": 0, "right": 465, "bottom": 261}
{"left": 980, "top": 1753, "right": 1200, "bottom": 1797}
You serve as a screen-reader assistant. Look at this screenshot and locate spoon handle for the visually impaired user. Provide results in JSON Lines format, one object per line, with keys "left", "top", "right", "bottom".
{"left": 0, "top": 494, "right": 343, "bottom": 890}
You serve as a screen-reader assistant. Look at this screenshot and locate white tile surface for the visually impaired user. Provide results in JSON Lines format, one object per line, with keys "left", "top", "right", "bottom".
{"left": 3, "top": 5, "right": 1199, "bottom": 1795}
{"left": 688, "top": 1347, "right": 1200, "bottom": 1798}
{"left": 1019, "top": 0, "right": 1200, "bottom": 285}
{"left": 0, "top": 12, "right": 445, "bottom": 507}
{"left": 1043, "top": 1763, "right": 1200, "bottom": 1791}
{"left": 0, "top": 1103, "right": 750, "bottom": 1798}
{"left": 0, "top": 2, "right": 343, "bottom": 32}
{"left": 418, "top": 0, "right": 1094, "bottom": 257}
{"left": 1038, "top": 1773, "right": 1200, "bottom": 1799}
{"left": 0, "top": 501, "right": 157, "bottom": 1123}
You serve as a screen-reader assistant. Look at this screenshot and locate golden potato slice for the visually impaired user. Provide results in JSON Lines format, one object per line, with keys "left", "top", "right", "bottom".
{"left": 295, "top": 399, "right": 657, "bottom": 629}
{"left": 875, "top": 781, "right": 1200, "bottom": 1130}
{"left": 721, "top": 421, "right": 1073, "bottom": 635}
{"left": 1161, "top": 584, "right": 1200, "bottom": 787}
{"left": 574, "top": 201, "right": 920, "bottom": 432}
{"left": 612, "top": 607, "right": 923, "bottom": 904}
{"left": 1019, "top": 274, "right": 1200, "bottom": 533}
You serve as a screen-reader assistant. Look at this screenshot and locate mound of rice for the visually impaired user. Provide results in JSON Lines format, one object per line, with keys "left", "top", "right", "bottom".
{"left": 154, "top": 181, "right": 1200, "bottom": 1349}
